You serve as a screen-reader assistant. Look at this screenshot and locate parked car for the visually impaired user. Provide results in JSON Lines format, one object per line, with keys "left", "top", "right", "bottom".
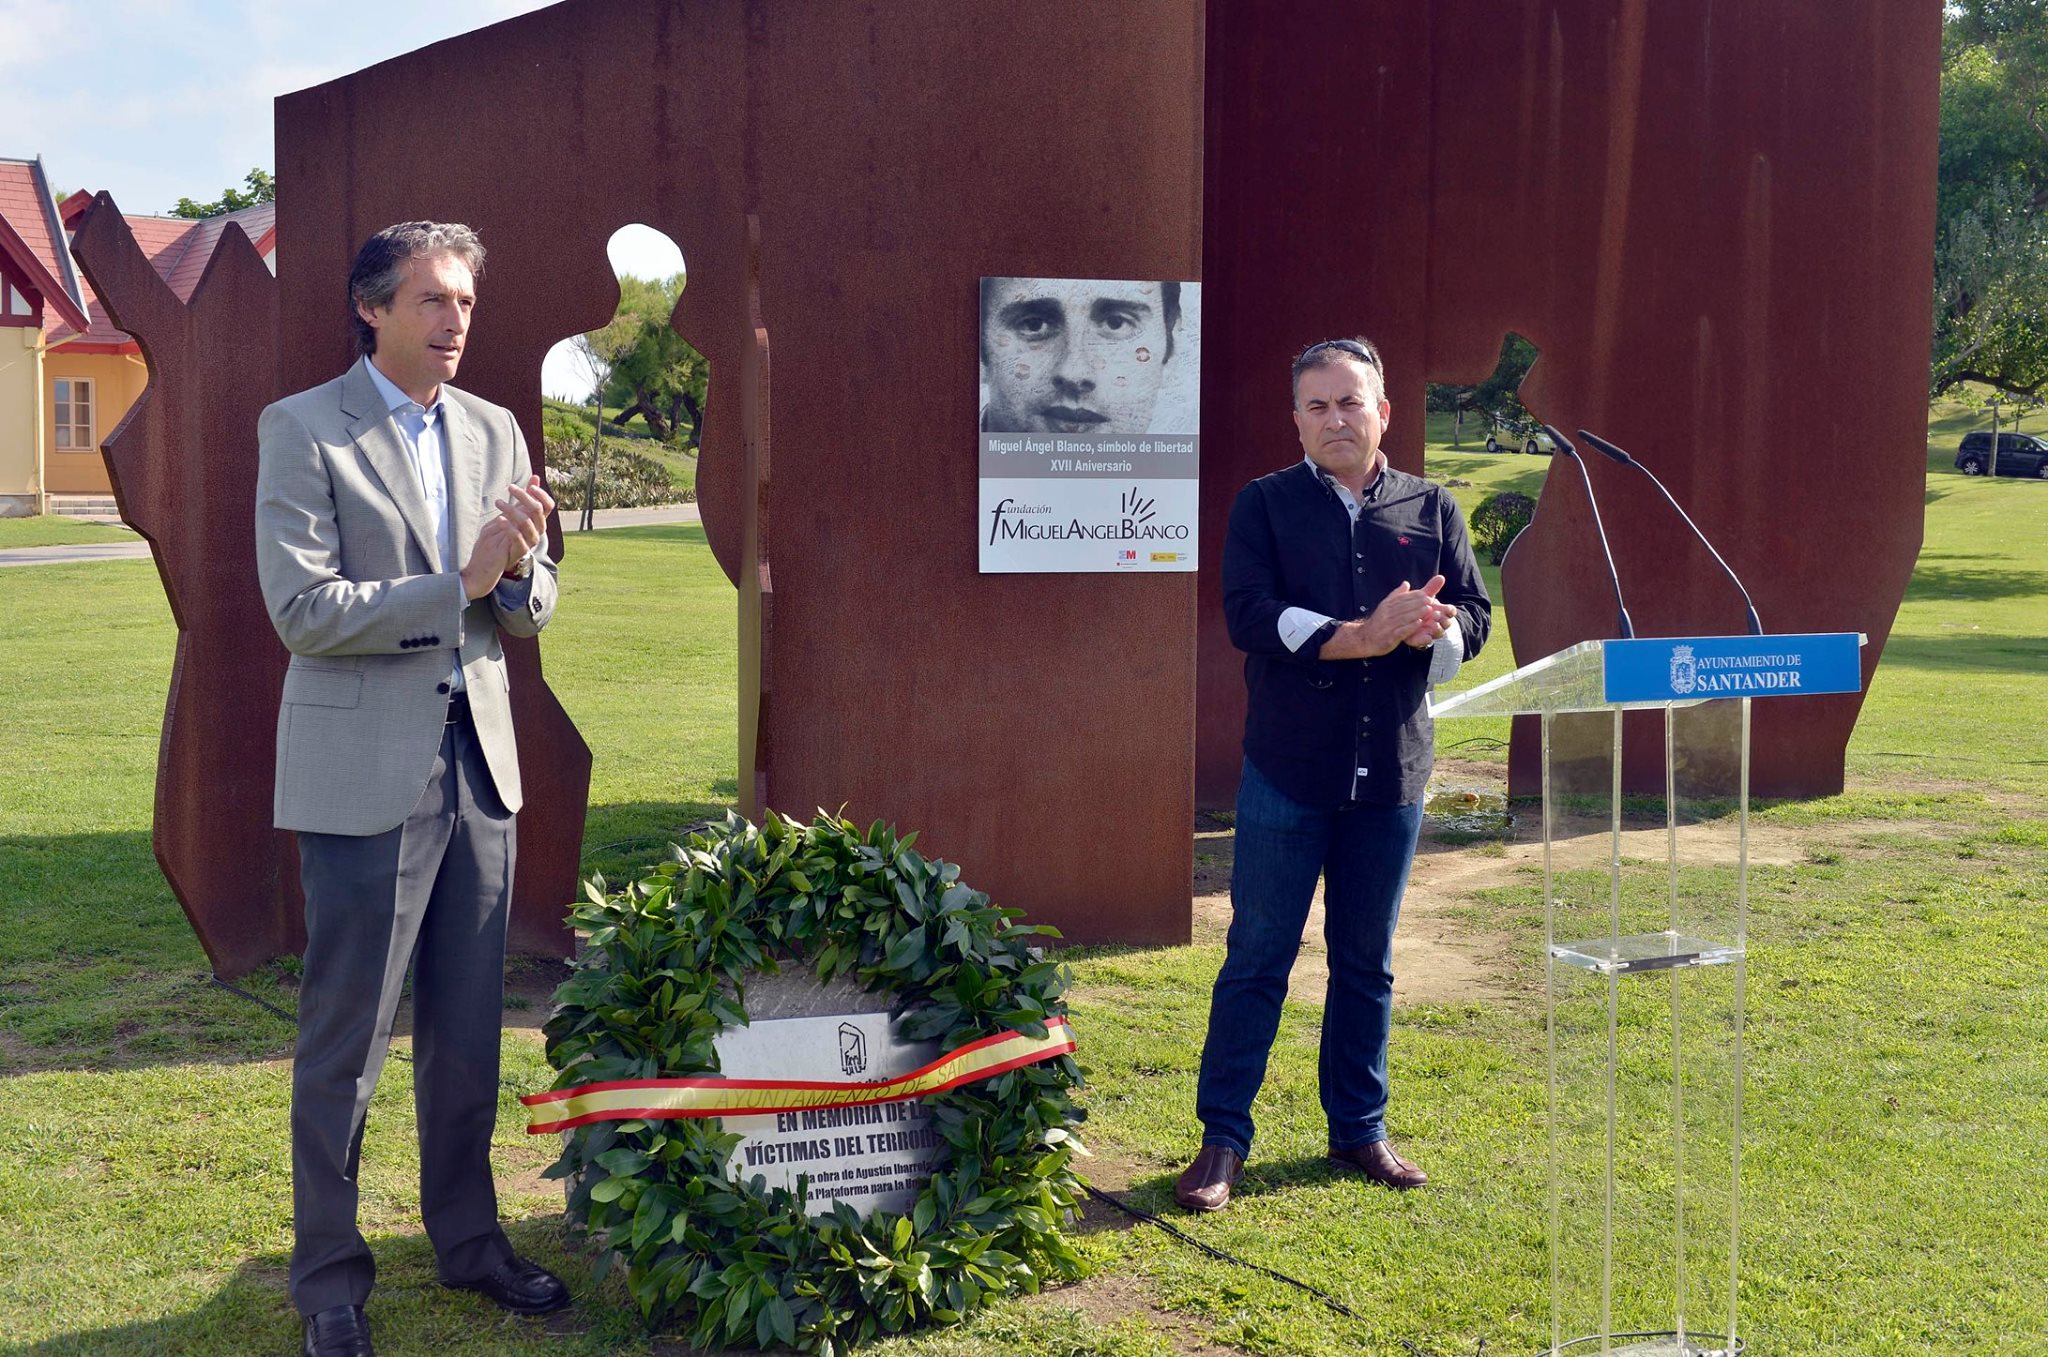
{"left": 1956, "top": 430, "right": 2048, "bottom": 478}
{"left": 1486, "top": 417, "right": 1555, "bottom": 455}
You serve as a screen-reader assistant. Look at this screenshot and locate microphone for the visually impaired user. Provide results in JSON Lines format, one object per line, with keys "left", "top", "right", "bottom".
{"left": 1544, "top": 425, "right": 1633, "bottom": 640}
{"left": 1577, "top": 430, "right": 1763, "bottom": 636}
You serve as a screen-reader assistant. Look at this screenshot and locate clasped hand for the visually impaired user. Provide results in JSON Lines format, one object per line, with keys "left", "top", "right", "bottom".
{"left": 1316, "top": 575, "right": 1457, "bottom": 660}
{"left": 460, "top": 476, "right": 556, "bottom": 599}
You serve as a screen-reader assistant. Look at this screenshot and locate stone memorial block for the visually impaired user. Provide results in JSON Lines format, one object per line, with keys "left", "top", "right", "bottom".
{"left": 713, "top": 970, "right": 949, "bottom": 1218}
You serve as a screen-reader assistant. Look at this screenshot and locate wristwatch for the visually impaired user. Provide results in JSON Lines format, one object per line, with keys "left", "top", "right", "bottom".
{"left": 501, "top": 551, "right": 534, "bottom": 582}
{"left": 1309, "top": 618, "right": 1341, "bottom": 653}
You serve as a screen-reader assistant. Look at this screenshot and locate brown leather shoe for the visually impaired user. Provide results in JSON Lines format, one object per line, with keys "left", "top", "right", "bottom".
{"left": 1174, "top": 1145, "right": 1244, "bottom": 1212}
{"left": 1327, "top": 1140, "right": 1428, "bottom": 1189}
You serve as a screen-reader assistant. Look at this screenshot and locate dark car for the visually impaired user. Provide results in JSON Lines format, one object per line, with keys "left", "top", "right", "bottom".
{"left": 1956, "top": 430, "right": 2048, "bottom": 478}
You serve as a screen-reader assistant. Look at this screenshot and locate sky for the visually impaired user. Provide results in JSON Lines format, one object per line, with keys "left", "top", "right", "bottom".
{"left": 3, "top": 0, "right": 683, "bottom": 399}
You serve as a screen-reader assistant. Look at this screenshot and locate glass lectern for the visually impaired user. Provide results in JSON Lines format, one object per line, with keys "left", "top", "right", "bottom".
{"left": 1430, "top": 634, "right": 1863, "bottom": 1357}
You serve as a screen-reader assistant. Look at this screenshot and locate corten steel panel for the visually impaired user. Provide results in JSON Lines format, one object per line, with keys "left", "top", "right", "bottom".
{"left": 1433, "top": 0, "right": 1939, "bottom": 798}
{"left": 278, "top": 48, "right": 609, "bottom": 962}
{"left": 279, "top": 0, "right": 1204, "bottom": 946}
{"left": 1198, "top": 0, "right": 1939, "bottom": 806}
{"left": 1197, "top": 0, "right": 1437, "bottom": 808}
{"left": 69, "top": 197, "right": 301, "bottom": 978}
{"left": 737, "top": 216, "right": 772, "bottom": 821}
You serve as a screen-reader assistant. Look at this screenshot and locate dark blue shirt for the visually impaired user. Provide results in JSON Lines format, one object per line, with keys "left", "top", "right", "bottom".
{"left": 1222, "top": 459, "right": 1492, "bottom": 808}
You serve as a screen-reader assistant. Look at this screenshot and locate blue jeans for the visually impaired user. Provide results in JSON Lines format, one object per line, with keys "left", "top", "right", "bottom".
{"left": 1195, "top": 758, "right": 1424, "bottom": 1160}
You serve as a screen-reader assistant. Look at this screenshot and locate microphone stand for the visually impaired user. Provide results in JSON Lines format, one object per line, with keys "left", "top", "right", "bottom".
{"left": 1543, "top": 425, "right": 1634, "bottom": 640}
{"left": 1577, "top": 429, "right": 1763, "bottom": 636}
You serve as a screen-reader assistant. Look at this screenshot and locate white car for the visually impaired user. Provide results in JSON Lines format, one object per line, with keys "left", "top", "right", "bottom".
{"left": 1485, "top": 421, "right": 1556, "bottom": 455}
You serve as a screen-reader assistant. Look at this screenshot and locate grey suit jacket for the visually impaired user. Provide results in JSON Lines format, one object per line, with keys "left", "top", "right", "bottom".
{"left": 255, "top": 359, "right": 557, "bottom": 836}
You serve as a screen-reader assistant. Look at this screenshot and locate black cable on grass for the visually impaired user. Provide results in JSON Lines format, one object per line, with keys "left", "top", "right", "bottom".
{"left": 1080, "top": 1182, "right": 1367, "bottom": 1322}
{"left": 210, "top": 973, "right": 296, "bottom": 1025}
{"left": 1080, "top": 1183, "right": 1493, "bottom": 1356}
{"left": 210, "top": 973, "right": 413, "bottom": 1063}
{"left": 188, "top": 990, "right": 1480, "bottom": 1347}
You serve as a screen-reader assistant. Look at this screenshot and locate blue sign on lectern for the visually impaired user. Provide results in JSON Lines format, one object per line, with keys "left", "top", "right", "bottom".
{"left": 1602, "top": 633, "right": 1864, "bottom": 705}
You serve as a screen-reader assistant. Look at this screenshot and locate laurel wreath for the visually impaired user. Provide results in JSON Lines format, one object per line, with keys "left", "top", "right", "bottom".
{"left": 541, "top": 809, "right": 1089, "bottom": 1354}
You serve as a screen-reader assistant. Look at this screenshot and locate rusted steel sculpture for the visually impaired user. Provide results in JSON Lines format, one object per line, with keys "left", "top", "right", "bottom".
{"left": 97, "top": 0, "right": 1938, "bottom": 966}
{"left": 736, "top": 217, "right": 773, "bottom": 821}
{"left": 70, "top": 198, "right": 299, "bottom": 977}
{"left": 274, "top": 0, "right": 1205, "bottom": 948}
{"left": 1198, "top": 0, "right": 1940, "bottom": 802}
{"left": 75, "top": 191, "right": 591, "bottom": 976}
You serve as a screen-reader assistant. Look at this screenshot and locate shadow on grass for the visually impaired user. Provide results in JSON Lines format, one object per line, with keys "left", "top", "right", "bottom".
{"left": 18, "top": 1218, "right": 688, "bottom": 1357}
{"left": 1905, "top": 559, "right": 2048, "bottom": 603}
{"left": 578, "top": 798, "right": 737, "bottom": 887}
{"left": 1114, "top": 1150, "right": 1418, "bottom": 1223}
{"left": 574, "top": 521, "right": 709, "bottom": 548}
{"left": 1876, "top": 632, "right": 2048, "bottom": 675}
{"left": 0, "top": 829, "right": 189, "bottom": 966}
{"left": 0, "top": 802, "right": 737, "bottom": 1075}
{"left": 0, "top": 828, "right": 306, "bottom": 1074}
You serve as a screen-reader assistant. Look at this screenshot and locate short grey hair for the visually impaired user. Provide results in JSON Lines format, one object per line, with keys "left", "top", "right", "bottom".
{"left": 347, "top": 221, "right": 486, "bottom": 356}
{"left": 1290, "top": 335, "right": 1386, "bottom": 407}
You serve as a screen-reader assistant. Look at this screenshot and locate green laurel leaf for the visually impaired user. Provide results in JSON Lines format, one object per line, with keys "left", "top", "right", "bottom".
{"left": 541, "top": 810, "right": 1087, "bottom": 1353}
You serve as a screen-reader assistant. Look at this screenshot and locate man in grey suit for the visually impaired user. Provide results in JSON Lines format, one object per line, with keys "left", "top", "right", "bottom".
{"left": 255, "top": 221, "right": 568, "bottom": 1357}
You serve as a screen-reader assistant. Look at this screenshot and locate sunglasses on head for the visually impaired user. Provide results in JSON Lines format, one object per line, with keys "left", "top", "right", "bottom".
{"left": 1300, "top": 338, "right": 1379, "bottom": 367}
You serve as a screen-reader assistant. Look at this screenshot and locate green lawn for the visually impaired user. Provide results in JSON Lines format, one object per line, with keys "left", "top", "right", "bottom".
{"left": 0, "top": 514, "right": 138, "bottom": 548}
{"left": 2, "top": 417, "right": 2045, "bottom": 1354}
{"left": 1855, "top": 399, "right": 2048, "bottom": 800}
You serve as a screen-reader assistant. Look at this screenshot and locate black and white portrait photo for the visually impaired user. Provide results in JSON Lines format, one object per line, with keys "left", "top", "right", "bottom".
{"left": 979, "top": 277, "right": 1201, "bottom": 436}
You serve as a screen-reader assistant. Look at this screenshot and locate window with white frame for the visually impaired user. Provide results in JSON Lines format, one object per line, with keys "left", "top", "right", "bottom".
{"left": 53, "top": 378, "right": 94, "bottom": 451}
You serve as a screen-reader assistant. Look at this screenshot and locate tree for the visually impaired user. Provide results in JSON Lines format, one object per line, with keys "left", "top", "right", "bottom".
{"left": 569, "top": 306, "right": 639, "bottom": 416}
{"left": 1932, "top": 180, "right": 2048, "bottom": 399}
{"left": 170, "top": 169, "right": 275, "bottom": 220}
{"left": 573, "top": 327, "right": 622, "bottom": 533}
{"left": 598, "top": 274, "right": 709, "bottom": 448}
{"left": 560, "top": 272, "right": 709, "bottom": 526}
{"left": 1424, "top": 333, "right": 1542, "bottom": 438}
{"left": 565, "top": 296, "right": 647, "bottom": 531}
{"left": 1932, "top": 2, "right": 2048, "bottom": 399}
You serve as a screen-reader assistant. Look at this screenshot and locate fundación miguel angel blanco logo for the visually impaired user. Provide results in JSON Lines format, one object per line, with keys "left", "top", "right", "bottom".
{"left": 985, "top": 486, "right": 1186, "bottom": 547}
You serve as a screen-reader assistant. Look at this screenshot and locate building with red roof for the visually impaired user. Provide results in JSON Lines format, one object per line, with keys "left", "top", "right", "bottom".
{"left": 1, "top": 154, "right": 274, "bottom": 514}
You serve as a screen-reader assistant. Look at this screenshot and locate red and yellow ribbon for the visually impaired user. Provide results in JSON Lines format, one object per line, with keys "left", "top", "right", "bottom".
{"left": 523, "top": 1017, "right": 1077, "bottom": 1135}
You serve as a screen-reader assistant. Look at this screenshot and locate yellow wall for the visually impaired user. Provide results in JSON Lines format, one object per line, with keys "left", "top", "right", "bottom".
{"left": 0, "top": 327, "right": 42, "bottom": 512}
{"left": 42, "top": 349, "right": 146, "bottom": 494}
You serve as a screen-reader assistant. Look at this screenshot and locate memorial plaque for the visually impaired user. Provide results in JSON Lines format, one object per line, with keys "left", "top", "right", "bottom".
{"left": 978, "top": 276, "right": 1203, "bottom": 574}
{"left": 715, "top": 1009, "right": 950, "bottom": 1218}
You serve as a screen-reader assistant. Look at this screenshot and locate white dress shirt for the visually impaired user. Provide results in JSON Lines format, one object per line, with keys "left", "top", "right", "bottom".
{"left": 361, "top": 356, "right": 533, "bottom": 695}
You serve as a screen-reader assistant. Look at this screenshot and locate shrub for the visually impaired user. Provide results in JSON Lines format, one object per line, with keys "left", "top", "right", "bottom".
{"left": 1470, "top": 490, "right": 1535, "bottom": 565}
{"left": 544, "top": 399, "right": 647, "bottom": 446}
{"left": 547, "top": 437, "right": 692, "bottom": 511}
{"left": 543, "top": 401, "right": 595, "bottom": 446}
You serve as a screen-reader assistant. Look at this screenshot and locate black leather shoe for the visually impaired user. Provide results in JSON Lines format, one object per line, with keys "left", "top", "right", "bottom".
{"left": 443, "top": 1254, "right": 571, "bottom": 1315}
{"left": 1327, "top": 1140, "right": 1429, "bottom": 1190}
{"left": 302, "top": 1304, "right": 372, "bottom": 1357}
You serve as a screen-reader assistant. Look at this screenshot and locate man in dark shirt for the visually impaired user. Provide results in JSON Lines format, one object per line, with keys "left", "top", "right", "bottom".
{"left": 1175, "top": 337, "right": 1491, "bottom": 1211}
